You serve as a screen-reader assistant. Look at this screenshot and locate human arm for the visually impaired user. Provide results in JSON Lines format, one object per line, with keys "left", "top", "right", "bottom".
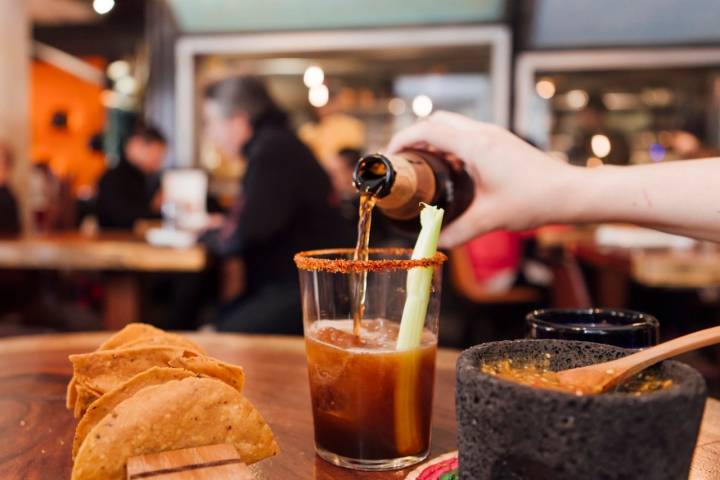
{"left": 387, "top": 111, "right": 720, "bottom": 246}
{"left": 557, "top": 160, "right": 720, "bottom": 242}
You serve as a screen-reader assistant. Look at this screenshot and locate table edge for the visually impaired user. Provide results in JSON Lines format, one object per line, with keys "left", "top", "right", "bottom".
{"left": 0, "top": 332, "right": 461, "bottom": 369}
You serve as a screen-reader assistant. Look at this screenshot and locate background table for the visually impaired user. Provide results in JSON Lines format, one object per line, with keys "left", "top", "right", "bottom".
{"left": 0, "top": 333, "right": 717, "bottom": 479}
{"left": 0, "top": 233, "right": 206, "bottom": 328}
{"left": 537, "top": 226, "right": 720, "bottom": 308}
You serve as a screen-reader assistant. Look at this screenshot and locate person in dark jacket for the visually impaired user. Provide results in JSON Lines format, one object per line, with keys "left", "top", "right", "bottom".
{"left": 202, "top": 75, "right": 354, "bottom": 334}
{"left": 0, "top": 142, "right": 19, "bottom": 235}
{"left": 96, "top": 125, "right": 166, "bottom": 229}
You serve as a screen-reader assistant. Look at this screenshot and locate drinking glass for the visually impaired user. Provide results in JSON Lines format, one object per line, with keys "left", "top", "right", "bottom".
{"left": 294, "top": 248, "right": 446, "bottom": 471}
{"left": 526, "top": 308, "right": 659, "bottom": 349}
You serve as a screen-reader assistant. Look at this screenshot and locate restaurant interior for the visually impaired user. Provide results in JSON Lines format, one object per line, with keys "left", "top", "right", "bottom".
{"left": 1, "top": 1, "right": 720, "bottom": 477}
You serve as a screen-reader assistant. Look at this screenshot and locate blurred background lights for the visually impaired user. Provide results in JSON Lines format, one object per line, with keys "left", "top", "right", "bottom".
{"left": 387, "top": 98, "right": 406, "bottom": 116}
{"left": 586, "top": 157, "right": 604, "bottom": 168}
{"left": 106, "top": 60, "right": 130, "bottom": 81}
{"left": 649, "top": 143, "right": 666, "bottom": 162}
{"left": 93, "top": 0, "right": 115, "bottom": 15}
{"left": 303, "top": 66, "right": 324, "bottom": 88}
{"left": 535, "top": 79, "right": 556, "bottom": 99}
{"left": 115, "top": 76, "right": 138, "bottom": 95}
{"left": 591, "top": 134, "right": 612, "bottom": 158}
{"left": 602, "top": 92, "right": 639, "bottom": 111}
{"left": 566, "top": 89, "right": 589, "bottom": 110}
{"left": 99, "top": 90, "right": 118, "bottom": 108}
{"left": 412, "top": 95, "right": 433, "bottom": 117}
{"left": 641, "top": 87, "right": 673, "bottom": 107}
{"left": 308, "top": 84, "right": 329, "bottom": 107}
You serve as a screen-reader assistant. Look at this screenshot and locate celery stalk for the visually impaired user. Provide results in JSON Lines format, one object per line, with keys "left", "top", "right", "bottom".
{"left": 396, "top": 204, "right": 444, "bottom": 351}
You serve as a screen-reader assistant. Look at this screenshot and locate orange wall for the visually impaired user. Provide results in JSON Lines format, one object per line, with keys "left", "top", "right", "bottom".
{"left": 31, "top": 58, "right": 106, "bottom": 192}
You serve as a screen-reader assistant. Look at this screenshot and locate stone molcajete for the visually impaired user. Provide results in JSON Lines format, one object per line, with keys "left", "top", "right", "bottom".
{"left": 456, "top": 339, "right": 706, "bottom": 480}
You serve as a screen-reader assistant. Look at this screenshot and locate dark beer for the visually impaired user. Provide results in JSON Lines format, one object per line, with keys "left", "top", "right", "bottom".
{"left": 350, "top": 193, "right": 376, "bottom": 334}
{"left": 305, "top": 318, "right": 436, "bottom": 461}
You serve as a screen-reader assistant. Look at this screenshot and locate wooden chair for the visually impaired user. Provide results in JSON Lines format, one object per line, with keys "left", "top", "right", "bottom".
{"left": 446, "top": 244, "right": 542, "bottom": 346}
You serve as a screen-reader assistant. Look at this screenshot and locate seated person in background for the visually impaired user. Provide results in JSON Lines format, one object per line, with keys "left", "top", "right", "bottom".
{"left": 465, "top": 231, "right": 523, "bottom": 294}
{"left": 96, "top": 125, "right": 166, "bottom": 229}
{"left": 202, "top": 75, "right": 354, "bottom": 334}
{"left": 31, "top": 163, "right": 77, "bottom": 232}
{"left": 0, "top": 142, "right": 20, "bottom": 235}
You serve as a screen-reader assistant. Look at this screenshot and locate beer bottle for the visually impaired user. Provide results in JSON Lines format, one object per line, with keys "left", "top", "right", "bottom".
{"left": 352, "top": 150, "right": 475, "bottom": 232}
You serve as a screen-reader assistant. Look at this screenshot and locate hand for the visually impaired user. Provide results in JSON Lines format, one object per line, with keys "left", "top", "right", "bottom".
{"left": 387, "top": 111, "right": 576, "bottom": 247}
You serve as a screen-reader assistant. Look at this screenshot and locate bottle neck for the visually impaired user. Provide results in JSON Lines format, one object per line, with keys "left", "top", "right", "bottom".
{"left": 352, "top": 153, "right": 395, "bottom": 197}
{"left": 353, "top": 151, "right": 436, "bottom": 220}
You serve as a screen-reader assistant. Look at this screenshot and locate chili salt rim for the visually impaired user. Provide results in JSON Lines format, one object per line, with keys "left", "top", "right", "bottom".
{"left": 294, "top": 248, "right": 447, "bottom": 273}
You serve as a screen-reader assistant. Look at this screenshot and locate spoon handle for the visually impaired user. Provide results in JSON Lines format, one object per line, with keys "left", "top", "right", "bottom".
{"left": 610, "top": 325, "right": 720, "bottom": 378}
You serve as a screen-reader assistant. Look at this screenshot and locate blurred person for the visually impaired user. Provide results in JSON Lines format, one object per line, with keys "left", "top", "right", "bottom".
{"left": 0, "top": 143, "right": 28, "bottom": 328}
{"left": 202, "top": 75, "right": 353, "bottom": 334}
{"left": 74, "top": 132, "right": 105, "bottom": 228}
{"left": 0, "top": 142, "right": 20, "bottom": 235}
{"left": 30, "top": 163, "right": 57, "bottom": 231}
{"left": 464, "top": 231, "right": 524, "bottom": 294}
{"left": 96, "top": 124, "right": 166, "bottom": 229}
{"left": 30, "top": 163, "right": 76, "bottom": 231}
{"left": 386, "top": 111, "right": 720, "bottom": 246}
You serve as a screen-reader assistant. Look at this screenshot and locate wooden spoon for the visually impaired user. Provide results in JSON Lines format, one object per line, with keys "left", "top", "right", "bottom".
{"left": 555, "top": 325, "right": 720, "bottom": 395}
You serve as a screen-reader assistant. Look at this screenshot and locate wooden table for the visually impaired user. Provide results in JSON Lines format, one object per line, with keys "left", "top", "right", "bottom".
{"left": 0, "top": 333, "right": 718, "bottom": 479}
{"left": 537, "top": 226, "right": 720, "bottom": 307}
{"left": 0, "top": 233, "right": 206, "bottom": 328}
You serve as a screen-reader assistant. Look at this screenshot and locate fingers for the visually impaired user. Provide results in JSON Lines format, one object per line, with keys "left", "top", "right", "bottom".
{"left": 386, "top": 118, "right": 452, "bottom": 155}
{"left": 386, "top": 111, "right": 494, "bottom": 158}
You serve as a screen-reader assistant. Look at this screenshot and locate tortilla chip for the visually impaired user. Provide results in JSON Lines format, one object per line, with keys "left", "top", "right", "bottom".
{"left": 72, "top": 367, "right": 196, "bottom": 458}
{"left": 66, "top": 377, "right": 77, "bottom": 410}
{"left": 96, "top": 323, "right": 165, "bottom": 351}
{"left": 67, "top": 324, "right": 204, "bottom": 412}
{"left": 72, "top": 377, "right": 278, "bottom": 480}
{"left": 119, "top": 334, "right": 204, "bottom": 353}
{"left": 69, "top": 346, "right": 196, "bottom": 416}
{"left": 98, "top": 323, "right": 204, "bottom": 354}
{"left": 73, "top": 384, "right": 103, "bottom": 420}
{"left": 168, "top": 355, "right": 245, "bottom": 392}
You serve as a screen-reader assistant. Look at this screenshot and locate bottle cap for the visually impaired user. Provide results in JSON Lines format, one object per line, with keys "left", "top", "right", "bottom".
{"left": 353, "top": 153, "right": 395, "bottom": 198}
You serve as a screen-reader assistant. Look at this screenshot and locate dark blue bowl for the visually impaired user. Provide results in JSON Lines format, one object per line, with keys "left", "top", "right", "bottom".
{"left": 526, "top": 308, "right": 660, "bottom": 349}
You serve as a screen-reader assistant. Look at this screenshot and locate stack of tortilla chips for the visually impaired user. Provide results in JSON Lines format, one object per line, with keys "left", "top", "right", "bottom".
{"left": 67, "top": 323, "right": 278, "bottom": 480}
